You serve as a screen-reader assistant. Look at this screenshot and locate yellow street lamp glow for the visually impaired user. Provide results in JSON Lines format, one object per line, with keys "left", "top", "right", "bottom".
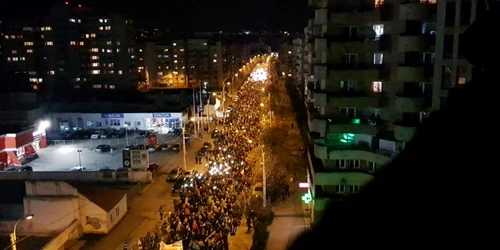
{"left": 25, "top": 215, "right": 34, "bottom": 220}
{"left": 261, "top": 88, "right": 265, "bottom": 92}
{"left": 190, "top": 117, "right": 196, "bottom": 121}
{"left": 226, "top": 82, "right": 231, "bottom": 85}
{"left": 248, "top": 140, "right": 253, "bottom": 144}
{"left": 260, "top": 103, "right": 264, "bottom": 107}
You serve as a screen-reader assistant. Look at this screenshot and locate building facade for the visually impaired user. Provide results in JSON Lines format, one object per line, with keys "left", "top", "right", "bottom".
{"left": 304, "top": 0, "right": 437, "bottom": 221}
{"left": 301, "top": 0, "right": 489, "bottom": 222}
{"left": 50, "top": 112, "right": 187, "bottom": 134}
{"left": 0, "top": 3, "right": 137, "bottom": 98}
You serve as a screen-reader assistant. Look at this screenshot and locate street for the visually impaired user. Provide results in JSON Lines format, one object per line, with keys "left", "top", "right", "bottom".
{"left": 80, "top": 133, "right": 211, "bottom": 250}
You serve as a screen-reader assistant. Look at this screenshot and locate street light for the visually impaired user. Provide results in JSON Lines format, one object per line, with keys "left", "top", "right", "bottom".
{"left": 123, "top": 124, "right": 129, "bottom": 145}
{"left": 77, "top": 150, "right": 82, "bottom": 166}
{"left": 223, "top": 82, "right": 231, "bottom": 126}
{"left": 10, "top": 214, "right": 34, "bottom": 250}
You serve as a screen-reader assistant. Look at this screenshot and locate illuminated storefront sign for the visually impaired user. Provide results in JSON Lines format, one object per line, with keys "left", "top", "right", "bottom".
{"left": 101, "top": 113, "right": 124, "bottom": 118}
{"left": 152, "top": 113, "right": 172, "bottom": 118}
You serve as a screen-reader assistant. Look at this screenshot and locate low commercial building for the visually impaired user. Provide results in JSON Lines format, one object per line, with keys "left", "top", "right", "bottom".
{"left": 50, "top": 112, "right": 188, "bottom": 134}
{"left": 0, "top": 123, "right": 48, "bottom": 169}
{"left": 0, "top": 181, "right": 128, "bottom": 235}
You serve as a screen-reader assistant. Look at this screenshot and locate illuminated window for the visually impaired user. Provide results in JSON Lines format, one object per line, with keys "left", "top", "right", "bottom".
{"left": 24, "top": 41, "right": 33, "bottom": 46}
{"left": 92, "top": 84, "right": 102, "bottom": 88}
{"left": 70, "top": 41, "right": 76, "bottom": 45}
{"left": 108, "top": 63, "right": 114, "bottom": 67}
{"left": 372, "top": 81, "right": 382, "bottom": 93}
{"left": 90, "top": 33, "right": 96, "bottom": 38}
{"left": 12, "top": 57, "right": 18, "bottom": 61}
{"left": 92, "top": 63, "right": 99, "bottom": 67}
{"left": 174, "top": 55, "right": 177, "bottom": 58}
{"left": 213, "top": 59, "right": 217, "bottom": 63}
{"left": 374, "top": 0, "right": 384, "bottom": 7}
{"left": 174, "top": 60, "right": 178, "bottom": 63}
{"left": 20, "top": 57, "right": 25, "bottom": 61}
{"left": 44, "top": 26, "right": 52, "bottom": 31}
{"left": 12, "top": 50, "right": 17, "bottom": 54}
{"left": 49, "top": 70, "right": 55, "bottom": 75}
{"left": 99, "top": 26, "right": 104, "bottom": 30}
{"left": 105, "top": 26, "right": 111, "bottom": 30}
{"left": 46, "top": 41, "right": 53, "bottom": 46}
{"left": 91, "top": 48, "right": 99, "bottom": 52}
{"left": 109, "top": 85, "right": 115, "bottom": 89}
{"left": 106, "top": 41, "right": 112, "bottom": 45}
{"left": 26, "top": 49, "right": 33, "bottom": 53}
{"left": 118, "top": 70, "right": 123, "bottom": 75}
{"left": 91, "top": 70, "right": 100, "bottom": 74}
{"left": 373, "top": 53, "right": 383, "bottom": 64}
{"left": 91, "top": 56, "right": 99, "bottom": 60}
{"left": 79, "top": 41, "right": 84, "bottom": 46}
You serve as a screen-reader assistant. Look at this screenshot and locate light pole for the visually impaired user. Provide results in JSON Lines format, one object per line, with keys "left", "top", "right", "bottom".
{"left": 77, "top": 150, "right": 82, "bottom": 166}
{"left": 222, "top": 82, "right": 230, "bottom": 126}
{"left": 10, "top": 214, "right": 34, "bottom": 250}
{"left": 124, "top": 124, "right": 129, "bottom": 145}
{"left": 181, "top": 119, "right": 187, "bottom": 170}
{"left": 261, "top": 146, "right": 267, "bottom": 208}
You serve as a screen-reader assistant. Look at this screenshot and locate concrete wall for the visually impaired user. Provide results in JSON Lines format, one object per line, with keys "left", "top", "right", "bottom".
{"left": 106, "top": 195, "right": 127, "bottom": 231}
{"left": 41, "top": 220, "right": 82, "bottom": 250}
{"left": 23, "top": 196, "right": 80, "bottom": 233}
{"left": 78, "top": 195, "right": 107, "bottom": 234}
{"left": 0, "top": 171, "right": 153, "bottom": 183}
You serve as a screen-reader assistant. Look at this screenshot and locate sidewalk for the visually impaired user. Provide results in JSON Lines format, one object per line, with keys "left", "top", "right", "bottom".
{"left": 266, "top": 192, "right": 310, "bottom": 250}
{"left": 229, "top": 219, "right": 254, "bottom": 250}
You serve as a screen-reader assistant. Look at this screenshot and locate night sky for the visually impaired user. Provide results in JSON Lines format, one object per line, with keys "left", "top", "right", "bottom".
{"left": 1, "top": 0, "right": 308, "bottom": 32}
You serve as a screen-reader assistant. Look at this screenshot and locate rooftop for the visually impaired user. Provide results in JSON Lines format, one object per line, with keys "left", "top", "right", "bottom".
{"left": 69, "top": 183, "right": 128, "bottom": 211}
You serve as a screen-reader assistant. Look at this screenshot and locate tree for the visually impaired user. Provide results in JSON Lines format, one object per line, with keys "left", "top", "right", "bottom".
{"left": 246, "top": 147, "right": 287, "bottom": 201}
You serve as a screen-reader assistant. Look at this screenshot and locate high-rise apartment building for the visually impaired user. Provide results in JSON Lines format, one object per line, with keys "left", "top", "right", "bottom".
{"left": 1, "top": 21, "right": 44, "bottom": 91}
{"left": 0, "top": 3, "right": 137, "bottom": 99}
{"left": 141, "top": 39, "right": 223, "bottom": 89}
{"left": 300, "top": 0, "right": 489, "bottom": 223}
{"left": 302, "top": 0, "right": 434, "bottom": 221}
{"left": 43, "top": 4, "right": 136, "bottom": 95}
{"left": 141, "top": 38, "right": 258, "bottom": 90}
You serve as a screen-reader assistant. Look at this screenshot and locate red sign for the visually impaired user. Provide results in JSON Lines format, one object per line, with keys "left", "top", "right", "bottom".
{"left": 146, "top": 133, "right": 158, "bottom": 146}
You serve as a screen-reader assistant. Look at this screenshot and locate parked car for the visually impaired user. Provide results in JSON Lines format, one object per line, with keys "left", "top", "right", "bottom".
{"left": 160, "top": 143, "right": 171, "bottom": 151}
{"left": 166, "top": 166, "right": 183, "bottom": 181}
{"left": 123, "top": 145, "right": 135, "bottom": 151}
{"left": 171, "top": 144, "right": 181, "bottom": 152}
{"left": 183, "top": 169, "right": 197, "bottom": 178}
{"left": 70, "top": 165, "right": 87, "bottom": 171}
{"left": 99, "top": 167, "right": 113, "bottom": 172}
{"left": 147, "top": 145, "right": 157, "bottom": 152}
{"left": 5, "top": 166, "right": 33, "bottom": 172}
{"left": 172, "top": 176, "right": 189, "bottom": 193}
{"left": 148, "top": 163, "right": 160, "bottom": 172}
{"left": 95, "top": 144, "right": 112, "bottom": 153}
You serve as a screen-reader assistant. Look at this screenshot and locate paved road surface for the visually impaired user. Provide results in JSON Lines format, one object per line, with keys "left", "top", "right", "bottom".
{"left": 80, "top": 133, "right": 214, "bottom": 250}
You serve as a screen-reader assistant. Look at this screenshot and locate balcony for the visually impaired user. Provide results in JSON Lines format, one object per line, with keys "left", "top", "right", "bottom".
{"left": 327, "top": 115, "right": 381, "bottom": 136}
{"left": 399, "top": 1, "right": 437, "bottom": 21}
{"left": 393, "top": 120, "right": 418, "bottom": 142}
{"left": 395, "top": 93, "right": 426, "bottom": 112}
{"left": 313, "top": 139, "right": 396, "bottom": 164}
{"left": 330, "top": 63, "right": 389, "bottom": 80}
{"left": 397, "top": 65, "right": 432, "bottom": 82}
{"left": 399, "top": 35, "right": 435, "bottom": 52}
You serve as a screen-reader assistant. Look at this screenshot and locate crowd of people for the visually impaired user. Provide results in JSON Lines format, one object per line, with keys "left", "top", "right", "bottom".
{"left": 134, "top": 71, "right": 270, "bottom": 250}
